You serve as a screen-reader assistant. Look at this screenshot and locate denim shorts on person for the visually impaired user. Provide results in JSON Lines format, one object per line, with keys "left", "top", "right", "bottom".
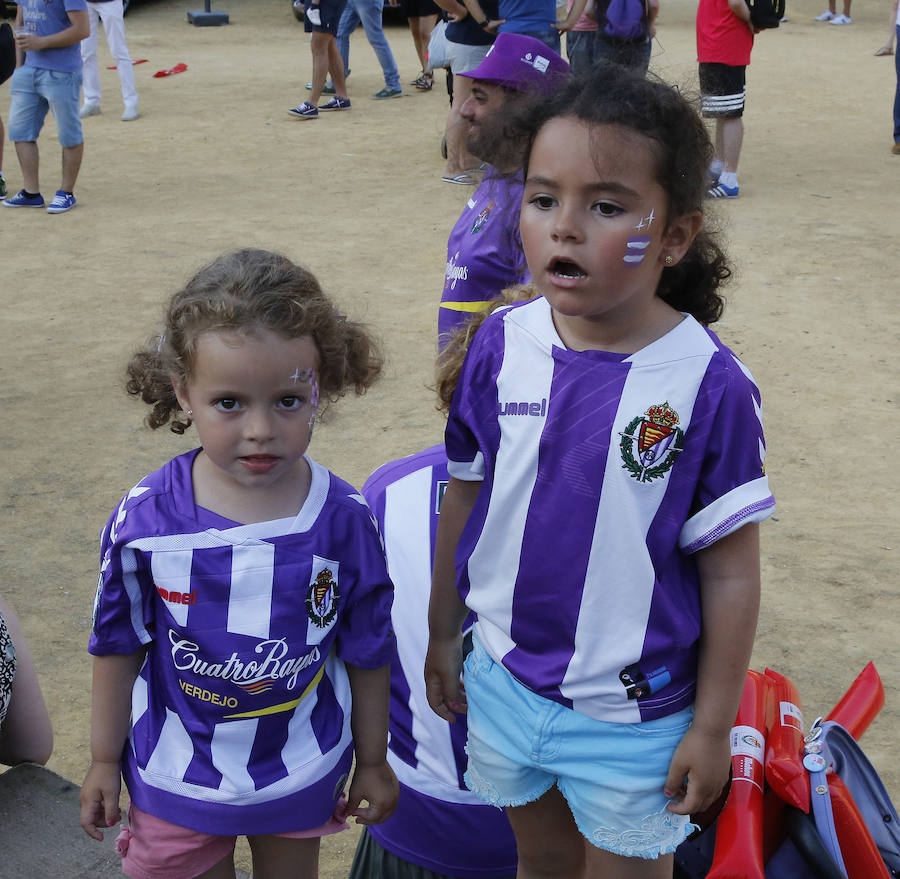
{"left": 8, "top": 66, "right": 83, "bottom": 147}
{"left": 462, "top": 635, "right": 698, "bottom": 860}
{"left": 446, "top": 40, "right": 491, "bottom": 76}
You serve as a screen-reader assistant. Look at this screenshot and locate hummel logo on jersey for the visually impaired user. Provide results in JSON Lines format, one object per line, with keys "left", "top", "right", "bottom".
{"left": 498, "top": 398, "right": 547, "bottom": 417}
{"left": 157, "top": 586, "right": 197, "bottom": 606}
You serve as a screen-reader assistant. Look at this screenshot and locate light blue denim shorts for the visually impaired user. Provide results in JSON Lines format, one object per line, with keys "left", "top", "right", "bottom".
{"left": 463, "top": 635, "right": 698, "bottom": 859}
{"left": 8, "top": 66, "right": 84, "bottom": 147}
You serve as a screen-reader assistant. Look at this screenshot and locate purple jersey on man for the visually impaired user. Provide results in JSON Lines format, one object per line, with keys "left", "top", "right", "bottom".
{"left": 439, "top": 169, "right": 531, "bottom": 349}
{"left": 89, "top": 450, "right": 395, "bottom": 836}
{"left": 446, "top": 297, "right": 775, "bottom": 723}
{"left": 362, "top": 446, "right": 518, "bottom": 878}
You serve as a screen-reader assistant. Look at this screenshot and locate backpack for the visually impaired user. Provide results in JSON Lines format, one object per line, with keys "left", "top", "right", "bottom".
{"left": 745, "top": 0, "right": 785, "bottom": 30}
{"left": 600, "top": 0, "right": 648, "bottom": 43}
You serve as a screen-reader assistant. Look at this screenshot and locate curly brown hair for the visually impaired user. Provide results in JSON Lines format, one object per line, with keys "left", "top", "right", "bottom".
{"left": 126, "top": 249, "right": 383, "bottom": 433}
{"left": 435, "top": 284, "right": 537, "bottom": 415}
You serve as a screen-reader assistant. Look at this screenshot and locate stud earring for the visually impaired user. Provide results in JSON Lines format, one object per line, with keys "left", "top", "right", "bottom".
{"left": 186, "top": 409, "right": 193, "bottom": 417}
{"left": 664, "top": 255, "right": 675, "bottom": 266}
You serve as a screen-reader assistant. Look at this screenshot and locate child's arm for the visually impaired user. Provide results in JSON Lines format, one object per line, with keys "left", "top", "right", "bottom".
{"left": 80, "top": 651, "right": 145, "bottom": 840}
{"left": 665, "top": 523, "right": 761, "bottom": 816}
{"left": 345, "top": 663, "right": 398, "bottom": 825}
{"left": 425, "top": 477, "right": 480, "bottom": 722}
{"left": 0, "top": 593, "right": 53, "bottom": 766}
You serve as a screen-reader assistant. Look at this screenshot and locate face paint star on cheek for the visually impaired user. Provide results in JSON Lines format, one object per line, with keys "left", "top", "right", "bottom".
{"left": 624, "top": 236, "right": 651, "bottom": 267}
{"left": 633, "top": 208, "right": 655, "bottom": 231}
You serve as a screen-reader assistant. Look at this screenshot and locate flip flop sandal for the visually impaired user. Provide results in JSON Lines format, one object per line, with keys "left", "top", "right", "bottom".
{"left": 415, "top": 72, "right": 434, "bottom": 91}
{"left": 441, "top": 173, "right": 478, "bottom": 185}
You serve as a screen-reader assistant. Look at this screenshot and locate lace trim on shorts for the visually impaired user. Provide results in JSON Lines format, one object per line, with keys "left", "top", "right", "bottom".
{"left": 588, "top": 806, "right": 698, "bottom": 859}
{"left": 463, "top": 760, "right": 553, "bottom": 809}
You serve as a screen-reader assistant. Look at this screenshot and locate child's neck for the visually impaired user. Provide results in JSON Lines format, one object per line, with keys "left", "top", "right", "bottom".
{"left": 552, "top": 303, "right": 684, "bottom": 354}
{"left": 191, "top": 453, "right": 312, "bottom": 525}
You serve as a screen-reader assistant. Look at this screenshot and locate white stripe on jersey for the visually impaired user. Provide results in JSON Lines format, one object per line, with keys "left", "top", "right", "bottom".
{"left": 151, "top": 550, "right": 194, "bottom": 628}
{"left": 212, "top": 717, "right": 259, "bottom": 792}
{"left": 229, "top": 543, "right": 275, "bottom": 640}
{"left": 384, "top": 468, "right": 459, "bottom": 791}
{"left": 562, "top": 336, "right": 715, "bottom": 720}
{"left": 387, "top": 749, "right": 487, "bottom": 806}
{"left": 466, "top": 315, "right": 556, "bottom": 662}
{"left": 146, "top": 707, "right": 195, "bottom": 781}
{"left": 122, "top": 547, "right": 152, "bottom": 644}
{"left": 680, "top": 475, "right": 772, "bottom": 551}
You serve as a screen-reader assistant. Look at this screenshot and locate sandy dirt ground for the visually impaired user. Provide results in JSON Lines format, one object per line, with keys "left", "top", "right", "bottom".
{"left": 1, "top": 0, "right": 898, "bottom": 873}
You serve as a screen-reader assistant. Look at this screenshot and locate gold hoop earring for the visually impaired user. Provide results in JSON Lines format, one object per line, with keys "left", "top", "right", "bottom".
{"left": 664, "top": 255, "right": 675, "bottom": 266}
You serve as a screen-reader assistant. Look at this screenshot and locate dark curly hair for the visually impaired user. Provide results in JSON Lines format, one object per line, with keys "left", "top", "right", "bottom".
{"left": 514, "top": 63, "right": 730, "bottom": 325}
{"left": 126, "top": 249, "right": 383, "bottom": 433}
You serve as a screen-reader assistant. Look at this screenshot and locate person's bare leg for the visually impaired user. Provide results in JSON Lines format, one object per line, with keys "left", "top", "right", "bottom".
{"left": 61, "top": 142, "right": 83, "bottom": 192}
{"left": 15, "top": 141, "right": 40, "bottom": 193}
{"left": 443, "top": 75, "right": 479, "bottom": 176}
{"left": 505, "top": 787, "right": 587, "bottom": 878}
{"left": 327, "top": 38, "right": 348, "bottom": 98}
{"left": 718, "top": 116, "right": 743, "bottom": 174}
{"left": 248, "top": 835, "right": 320, "bottom": 879}
{"left": 584, "top": 845, "right": 674, "bottom": 879}
{"left": 409, "top": 14, "right": 436, "bottom": 72}
{"left": 193, "top": 850, "right": 237, "bottom": 879}
{"left": 309, "top": 31, "right": 332, "bottom": 105}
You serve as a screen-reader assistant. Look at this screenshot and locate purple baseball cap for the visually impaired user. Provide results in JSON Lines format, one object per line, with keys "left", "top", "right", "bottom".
{"left": 457, "top": 33, "right": 570, "bottom": 94}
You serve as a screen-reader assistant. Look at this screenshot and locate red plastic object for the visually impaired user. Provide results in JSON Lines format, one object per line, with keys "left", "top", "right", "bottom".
{"left": 106, "top": 58, "right": 148, "bottom": 69}
{"left": 828, "top": 774, "right": 891, "bottom": 879}
{"left": 707, "top": 670, "right": 769, "bottom": 879}
{"left": 825, "top": 662, "right": 884, "bottom": 741}
{"left": 764, "top": 668, "right": 810, "bottom": 812}
{"left": 153, "top": 62, "right": 188, "bottom": 78}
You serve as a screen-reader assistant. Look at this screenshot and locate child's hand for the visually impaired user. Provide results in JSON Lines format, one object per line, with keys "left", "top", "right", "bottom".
{"left": 424, "top": 634, "right": 466, "bottom": 722}
{"left": 80, "top": 760, "right": 123, "bottom": 840}
{"left": 346, "top": 762, "right": 399, "bottom": 825}
{"left": 663, "top": 725, "right": 730, "bottom": 816}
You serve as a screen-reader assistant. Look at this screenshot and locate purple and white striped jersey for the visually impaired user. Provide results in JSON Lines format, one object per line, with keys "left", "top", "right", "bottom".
{"left": 89, "top": 450, "right": 395, "bottom": 836}
{"left": 446, "top": 297, "right": 775, "bottom": 723}
{"left": 362, "top": 446, "right": 518, "bottom": 878}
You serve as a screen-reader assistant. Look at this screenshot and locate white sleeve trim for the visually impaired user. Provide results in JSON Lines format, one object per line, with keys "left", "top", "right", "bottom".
{"left": 679, "top": 476, "right": 775, "bottom": 554}
{"left": 447, "top": 451, "right": 485, "bottom": 482}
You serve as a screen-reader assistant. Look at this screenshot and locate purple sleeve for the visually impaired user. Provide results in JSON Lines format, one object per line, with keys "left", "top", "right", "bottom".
{"left": 89, "top": 498, "right": 156, "bottom": 655}
{"left": 334, "top": 511, "right": 395, "bottom": 670}
{"left": 444, "top": 316, "right": 504, "bottom": 481}
{"left": 679, "top": 356, "right": 775, "bottom": 553}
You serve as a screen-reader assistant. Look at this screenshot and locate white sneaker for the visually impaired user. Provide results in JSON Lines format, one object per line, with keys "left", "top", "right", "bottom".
{"left": 122, "top": 102, "right": 140, "bottom": 121}
{"left": 814, "top": 9, "right": 834, "bottom": 19}
{"left": 829, "top": 13, "right": 851, "bottom": 23}
{"left": 79, "top": 101, "right": 101, "bottom": 118}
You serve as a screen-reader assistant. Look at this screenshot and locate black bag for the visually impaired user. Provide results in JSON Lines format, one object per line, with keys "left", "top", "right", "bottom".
{"left": 746, "top": 0, "right": 785, "bottom": 29}
{"left": 1, "top": 21, "right": 15, "bottom": 86}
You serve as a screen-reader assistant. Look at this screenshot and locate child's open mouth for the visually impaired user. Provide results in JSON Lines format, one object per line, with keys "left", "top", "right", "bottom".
{"left": 550, "top": 258, "right": 587, "bottom": 280}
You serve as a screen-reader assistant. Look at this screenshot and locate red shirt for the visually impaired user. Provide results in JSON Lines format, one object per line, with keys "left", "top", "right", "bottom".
{"left": 697, "top": 0, "right": 754, "bottom": 66}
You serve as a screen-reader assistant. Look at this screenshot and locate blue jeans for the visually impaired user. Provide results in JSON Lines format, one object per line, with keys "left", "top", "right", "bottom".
{"left": 519, "top": 27, "right": 561, "bottom": 53}
{"left": 894, "top": 24, "right": 899, "bottom": 142}
{"left": 337, "top": 0, "right": 401, "bottom": 90}
{"left": 565, "top": 29, "right": 596, "bottom": 76}
{"left": 566, "top": 30, "right": 651, "bottom": 75}
{"left": 8, "top": 66, "right": 83, "bottom": 147}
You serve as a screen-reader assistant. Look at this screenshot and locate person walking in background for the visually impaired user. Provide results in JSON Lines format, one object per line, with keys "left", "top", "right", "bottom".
{"left": 79, "top": 0, "right": 139, "bottom": 122}
{"left": 875, "top": 0, "right": 897, "bottom": 55}
{"left": 463, "top": 0, "right": 560, "bottom": 53}
{"left": 697, "top": 0, "right": 760, "bottom": 198}
{"left": 337, "top": 0, "right": 404, "bottom": 98}
{"left": 2, "top": 0, "right": 89, "bottom": 213}
{"left": 290, "top": 0, "right": 351, "bottom": 118}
